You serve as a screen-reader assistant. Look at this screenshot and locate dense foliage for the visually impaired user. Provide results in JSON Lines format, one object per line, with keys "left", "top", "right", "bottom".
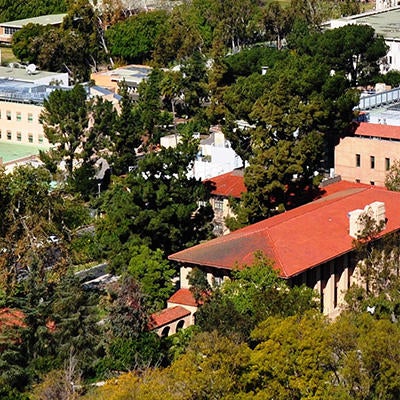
{"left": 0, "top": 0, "right": 67, "bottom": 23}
{"left": 0, "top": 0, "right": 396, "bottom": 397}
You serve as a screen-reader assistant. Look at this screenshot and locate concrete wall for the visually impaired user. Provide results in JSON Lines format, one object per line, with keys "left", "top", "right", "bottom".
{"left": 335, "top": 136, "right": 400, "bottom": 186}
{"left": 0, "top": 101, "right": 48, "bottom": 146}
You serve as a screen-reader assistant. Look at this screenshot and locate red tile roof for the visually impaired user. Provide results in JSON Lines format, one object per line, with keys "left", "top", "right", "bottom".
{"left": 168, "top": 288, "right": 198, "bottom": 307}
{"left": 355, "top": 122, "right": 400, "bottom": 140}
{"left": 169, "top": 182, "right": 400, "bottom": 278}
{"left": 149, "top": 306, "right": 191, "bottom": 329}
{"left": 204, "top": 169, "right": 246, "bottom": 198}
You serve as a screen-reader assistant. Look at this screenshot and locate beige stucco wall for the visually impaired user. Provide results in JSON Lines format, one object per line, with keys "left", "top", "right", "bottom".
{"left": 335, "top": 136, "right": 400, "bottom": 186}
{"left": 0, "top": 101, "right": 48, "bottom": 146}
{"left": 152, "top": 314, "right": 192, "bottom": 337}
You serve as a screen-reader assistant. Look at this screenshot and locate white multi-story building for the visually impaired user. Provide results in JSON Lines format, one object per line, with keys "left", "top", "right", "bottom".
{"left": 161, "top": 125, "right": 244, "bottom": 181}
{"left": 326, "top": 7, "right": 400, "bottom": 73}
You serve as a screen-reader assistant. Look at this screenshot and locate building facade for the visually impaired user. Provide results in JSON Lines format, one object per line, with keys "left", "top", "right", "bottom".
{"left": 169, "top": 182, "right": 400, "bottom": 319}
{"left": 0, "top": 100, "right": 48, "bottom": 147}
{"left": 204, "top": 168, "right": 246, "bottom": 236}
{"left": 335, "top": 122, "right": 400, "bottom": 186}
{"left": 0, "top": 14, "right": 66, "bottom": 44}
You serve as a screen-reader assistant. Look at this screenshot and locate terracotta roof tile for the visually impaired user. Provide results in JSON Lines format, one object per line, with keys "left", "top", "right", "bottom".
{"left": 169, "top": 182, "right": 400, "bottom": 278}
{"left": 204, "top": 169, "right": 246, "bottom": 198}
{"left": 168, "top": 288, "right": 198, "bottom": 307}
{"left": 149, "top": 306, "right": 190, "bottom": 329}
{"left": 355, "top": 122, "right": 400, "bottom": 140}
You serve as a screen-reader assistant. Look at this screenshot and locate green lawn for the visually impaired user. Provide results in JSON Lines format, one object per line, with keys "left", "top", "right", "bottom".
{"left": 0, "top": 46, "right": 17, "bottom": 66}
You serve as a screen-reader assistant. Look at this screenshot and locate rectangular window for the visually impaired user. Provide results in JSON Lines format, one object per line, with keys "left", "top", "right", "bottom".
{"left": 0, "top": 130, "right": 2, "bottom": 139}
{"left": 28, "top": 133, "right": 33, "bottom": 143}
{"left": 38, "top": 134, "right": 44, "bottom": 144}
{"left": 356, "top": 154, "right": 360, "bottom": 167}
{"left": 213, "top": 276, "right": 223, "bottom": 287}
{"left": 355, "top": 179, "right": 360, "bottom": 183}
{"left": 16, "top": 112, "right": 21, "bottom": 122}
{"left": 6, "top": 111, "right": 11, "bottom": 121}
{"left": 16, "top": 132, "right": 21, "bottom": 141}
{"left": 386, "top": 157, "right": 390, "bottom": 171}
{"left": 370, "top": 181, "right": 375, "bottom": 186}
{"left": 28, "top": 113, "right": 33, "bottom": 123}
{"left": 370, "top": 156, "right": 375, "bottom": 169}
{"left": 214, "top": 199, "right": 224, "bottom": 211}
{"left": 4, "top": 27, "right": 18, "bottom": 35}
{"left": 7, "top": 131, "right": 11, "bottom": 140}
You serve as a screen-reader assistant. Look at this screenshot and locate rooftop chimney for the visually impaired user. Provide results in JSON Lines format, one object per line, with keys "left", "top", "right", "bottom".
{"left": 348, "top": 201, "right": 386, "bottom": 239}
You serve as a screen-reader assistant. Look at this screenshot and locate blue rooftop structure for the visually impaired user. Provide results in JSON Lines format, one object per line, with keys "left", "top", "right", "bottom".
{"left": 0, "top": 80, "right": 70, "bottom": 105}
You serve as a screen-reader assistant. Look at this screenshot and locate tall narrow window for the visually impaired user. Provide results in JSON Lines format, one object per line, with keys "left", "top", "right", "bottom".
{"left": 16, "top": 132, "right": 21, "bottom": 141}
{"left": 16, "top": 112, "right": 21, "bottom": 122}
{"left": 370, "top": 156, "right": 375, "bottom": 169}
{"left": 7, "top": 131, "right": 11, "bottom": 140}
{"left": 28, "top": 133, "right": 33, "bottom": 143}
{"left": 6, "top": 111, "right": 11, "bottom": 121}
{"left": 28, "top": 113, "right": 33, "bottom": 123}
{"left": 356, "top": 154, "right": 360, "bottom": 167}
{"left": 386, "top": 157, "right": 390, "bottom": 171}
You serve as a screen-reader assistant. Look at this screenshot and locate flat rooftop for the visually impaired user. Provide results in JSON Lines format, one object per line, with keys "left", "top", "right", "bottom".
{"left": 0, "top": 65, "right": 64, "bottom": 82}
{"left": 0, "top": 142, "right": 49, "bottom": 163}
{"left": 92, "top": 64, "right": 152, "bottom": 86}
{"left": 0, "top": 79, "right": 70, "bottom": 104}
{"left": 330, "top": 7, "right": 400, "bottom": 40}
{"left": 363, "top": 103, "right": 400, "bottom": 125}
{"left": 0, "top": 14, "right": 66, "bottom": 28}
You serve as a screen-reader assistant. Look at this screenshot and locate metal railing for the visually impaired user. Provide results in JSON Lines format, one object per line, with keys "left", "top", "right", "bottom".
{"left": 359, "top": 87, "right": 400, "bottom": 110}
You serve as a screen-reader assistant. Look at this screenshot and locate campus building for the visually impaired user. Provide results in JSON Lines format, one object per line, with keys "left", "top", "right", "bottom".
{"left": 204, "top": 168, "right": 246, "bottom": 236}
{"left": 335, "top": 122, "right": 400, "bottom": 186}
{"left": 0, "top": 14, "right": 66, "bottom": 44}
{"left": 167, "top": 181, "right": 400, "bottom": 321}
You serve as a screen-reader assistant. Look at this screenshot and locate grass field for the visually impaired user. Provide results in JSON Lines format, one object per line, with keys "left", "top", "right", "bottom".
{"left": 0, "top": 46, "right": 17, "bottom": 66}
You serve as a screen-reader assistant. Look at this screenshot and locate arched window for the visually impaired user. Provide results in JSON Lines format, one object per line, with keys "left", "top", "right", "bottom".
{"left": 161, "top": 326, "right": 170, "bottom": 337}
{"left": 176, "top": 320, "right": 185, "bottom": 333}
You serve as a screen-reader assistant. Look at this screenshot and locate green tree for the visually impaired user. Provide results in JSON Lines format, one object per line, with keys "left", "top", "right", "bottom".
{"left": 245, "top": 312, "right": 333, "bottom": 399}
{"left": 127, "top": 244, "right": 176, "bottom": 311}
{"left": 49, "top": 273, "right": 101, "bottom": 376}
{"left": 11, "top": 0, "right": 103, "bottom": 82}
{"left": 0, "top": 166, "right": 69, "bottom": 294}
{"left": 96, "top": 276, "right": 162, "bottom": 375}
{"left": 263, "top": 1, "right": 292, "bottom": 50}
{"left": 40, "top": 85, "right": 89, "bottom": 179}
{"left": 105, "top": 10, "right": 167, "bottom": 64}
{"left": 153, "top": 2, "right": 209, "bottom": 65}
{"left": 137, "top": 69, "right": 171, "bottom": 144}
{"left": 223, "top": 52, "right": 359, "bottom": 224}
{"left": 12, "top": 23, "right": 50, "bottom": 63}
{"left": 96, "top": 134, "right": 214, "bottom": 260}
{"left": 0, "top": 0, "right": 66, "bottom": 23}
{"left": 385, "top": 159, "right": 400, "bottom": 191}
{"left": 111, "top": 81, "right": 142, "bottom": 175}
{"left": 303, "top": 24, "right": 388, "bottom": 86}
{"left": 196, "top": 253, "right": 317, "bottom": 341}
